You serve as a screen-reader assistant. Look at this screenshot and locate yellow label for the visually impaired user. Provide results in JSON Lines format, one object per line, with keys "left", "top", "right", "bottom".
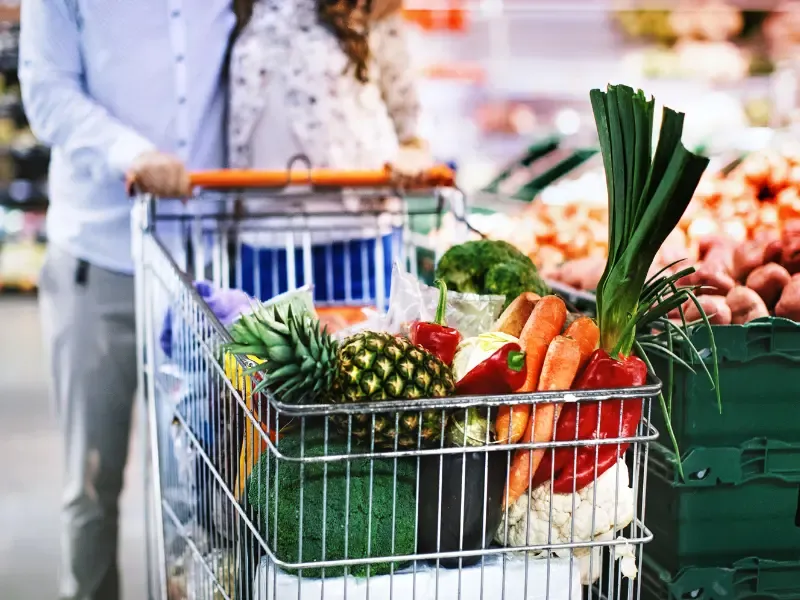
{"left": 223, "top": 352, "right": 266, "bottom": 500}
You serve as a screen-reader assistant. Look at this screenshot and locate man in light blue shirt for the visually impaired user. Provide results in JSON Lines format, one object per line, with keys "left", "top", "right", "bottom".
{"left": 19, "top": 2, "right": 236, "bottom": 598}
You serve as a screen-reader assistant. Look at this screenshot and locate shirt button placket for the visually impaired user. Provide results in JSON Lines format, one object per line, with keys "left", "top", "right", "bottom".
{"left": 168, "top": 0, "right": 190, "bottom": 160}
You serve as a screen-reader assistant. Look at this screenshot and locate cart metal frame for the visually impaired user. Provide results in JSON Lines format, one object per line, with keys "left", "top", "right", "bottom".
{"left": 133, "top": 168, "right": 657, "bottom": 600}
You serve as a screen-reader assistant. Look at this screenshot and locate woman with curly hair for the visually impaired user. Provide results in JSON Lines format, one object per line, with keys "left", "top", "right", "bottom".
{"left": 228, "top": 0, "right": 431, "bottom": 307}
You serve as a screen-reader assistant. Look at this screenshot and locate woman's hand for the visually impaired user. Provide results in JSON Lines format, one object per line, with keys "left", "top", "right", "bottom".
{"left": 388, "top": 138, "right": 435, "bottom": 189}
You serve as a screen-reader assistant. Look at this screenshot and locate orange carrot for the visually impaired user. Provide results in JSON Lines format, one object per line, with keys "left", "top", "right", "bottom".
{"left": 563, "top": 316, "right": 600, "bottom": 370}
{"left": 517, "top": 296, "right": 568, "bottom": 392}
{"left": 503, "top": 335, "right": 582, "bottom": 508}
{"left": 495, "top": 296, "right": 567, "bottom": 444}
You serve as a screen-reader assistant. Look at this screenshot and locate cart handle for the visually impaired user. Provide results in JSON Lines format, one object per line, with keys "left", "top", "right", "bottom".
{"left": 188, "top": 166, "right": 455, "bottom": 190}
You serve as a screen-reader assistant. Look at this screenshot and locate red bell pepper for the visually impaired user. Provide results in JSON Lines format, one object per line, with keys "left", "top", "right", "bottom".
{"left": 530, "top": 349, "right": 646, "bottom": 492}
{"left": 552, "top": 444, "right": 621, "bottom": 494}
{"left": 409, "top": 279, "right": 461, "bottom": 365}
{"left": 456, "top": 343, "right": 527, "bottom": 396}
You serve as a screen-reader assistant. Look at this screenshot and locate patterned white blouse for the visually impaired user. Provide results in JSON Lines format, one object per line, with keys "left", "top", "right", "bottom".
{"left": 228, "top": 0, "right": 421, "bottom": 171}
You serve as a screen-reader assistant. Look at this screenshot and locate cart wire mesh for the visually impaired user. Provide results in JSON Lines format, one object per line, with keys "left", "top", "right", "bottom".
{"left": 132, "top": 177, "right": 657, "bottom": 600}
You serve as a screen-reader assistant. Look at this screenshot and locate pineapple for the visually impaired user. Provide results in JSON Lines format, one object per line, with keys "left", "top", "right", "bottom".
{"left": 226, "top": 303, "right": 456, "bottom": 449}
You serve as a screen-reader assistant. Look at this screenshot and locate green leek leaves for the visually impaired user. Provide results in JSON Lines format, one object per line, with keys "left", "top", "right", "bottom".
{"left": 591, "top": 84, "right": 722, "bottom": 477}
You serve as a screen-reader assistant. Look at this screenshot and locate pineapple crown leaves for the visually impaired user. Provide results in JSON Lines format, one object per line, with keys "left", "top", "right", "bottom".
{"left": 224, "top": 301, "right": 339, "bottom": 404}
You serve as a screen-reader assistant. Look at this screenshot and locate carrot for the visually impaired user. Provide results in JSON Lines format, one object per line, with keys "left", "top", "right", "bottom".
{"left": 518, "top": 317, "right": 598, "bottom": 491}
{"left": 503, "top": 335, "right": 582, "bottom": 508}
{"left": 563, "top": 316, "right": 600, "bottom": 370}
{"left": 516, "top": 296, "right": 568, "bottom": 392}
{"left": 495, "top": 295, "right": 567, "bottom": 444}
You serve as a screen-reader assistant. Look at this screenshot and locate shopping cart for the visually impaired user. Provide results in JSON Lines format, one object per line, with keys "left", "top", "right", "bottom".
{"left": 132, "top": 168, "right": 658, "bottom": 600}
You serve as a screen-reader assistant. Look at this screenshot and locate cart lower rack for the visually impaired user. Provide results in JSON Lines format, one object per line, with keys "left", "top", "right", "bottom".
{"left": 132, "top": 168, "right": 657, "bottom": 600}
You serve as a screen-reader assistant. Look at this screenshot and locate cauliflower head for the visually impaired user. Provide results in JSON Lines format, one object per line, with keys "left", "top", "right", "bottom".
{"left": 496, "top": 459, "right": 637, "bottom": 585}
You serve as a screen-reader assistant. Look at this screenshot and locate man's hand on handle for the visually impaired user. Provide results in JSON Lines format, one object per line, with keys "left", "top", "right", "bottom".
{"left": 126, "top": 150, "right": 191, "bottom": 198}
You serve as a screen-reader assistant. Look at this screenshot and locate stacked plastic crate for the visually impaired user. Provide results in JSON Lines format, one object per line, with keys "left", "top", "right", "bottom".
{"left": 645, "top": 318, "right": 800, "bottom": 600}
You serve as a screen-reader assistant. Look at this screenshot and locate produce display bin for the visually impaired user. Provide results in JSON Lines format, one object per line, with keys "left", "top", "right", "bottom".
{"left": 645, "top": 440, "right": 800, "bottom": 574}
{"left": 472, "top": 146, "right": 599, "bottom": 216}
{"left": 650, "top": 317, "right": 800, "bottom": 449}
{"left": 510, "top": 148, "right": 598, "bottom": 202}
{"left": 640, "top": 555, "right": 800, "bottom": 600}
{"left": 481, "top": 136, "right": 565, "bottom": 194}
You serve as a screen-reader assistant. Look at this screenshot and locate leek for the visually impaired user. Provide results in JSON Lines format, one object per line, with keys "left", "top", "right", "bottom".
{"left": 591, "top": 84, "right": 722, "bottom": 471}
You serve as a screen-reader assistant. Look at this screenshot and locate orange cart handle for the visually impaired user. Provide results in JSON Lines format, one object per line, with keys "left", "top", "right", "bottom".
{"left": 188, "top": 166, "right": 455, "bottom": 190}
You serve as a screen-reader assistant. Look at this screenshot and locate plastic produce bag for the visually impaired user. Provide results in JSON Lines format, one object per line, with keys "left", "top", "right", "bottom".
{"left": 160, "top": 280, "right": 255, "bottom": 359}
{"left": 339, "top": 262, "right": 505, "bottom": 339}
{"left": 158, "top": 284, "right": 317, "bottom": 550}
{"left": 168, "top": 546, "right": 237, "bottom": 600}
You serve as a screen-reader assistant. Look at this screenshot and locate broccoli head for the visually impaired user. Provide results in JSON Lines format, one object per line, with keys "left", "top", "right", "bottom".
{"left": 435, "top": 240, "right": 550, "bottom": 308}
{"left": 484, "top": 261, "right": 550, "bottom": 302}
{"left": 247, "top": 428, "right": 417, "bottom": 578}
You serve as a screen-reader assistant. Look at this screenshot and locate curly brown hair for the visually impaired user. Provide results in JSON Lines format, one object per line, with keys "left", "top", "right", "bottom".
{"left": 317, "top": 0, "right": 374, "bottom": 84}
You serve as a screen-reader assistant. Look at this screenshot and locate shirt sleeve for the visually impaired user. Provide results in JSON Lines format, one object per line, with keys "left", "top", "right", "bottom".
{"left": 18, "top": 0, "right": 156, "bottom": 179}
{"left": 228, "top": 15, "right": 271, "bottom": 170}
{"left": 370, "top": 13, "right": 421, "bottom": 144}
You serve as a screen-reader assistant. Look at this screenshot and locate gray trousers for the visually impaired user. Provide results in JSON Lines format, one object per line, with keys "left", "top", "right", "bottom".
{"left": 39, "top": 245, "right": 138, "bottom": 600}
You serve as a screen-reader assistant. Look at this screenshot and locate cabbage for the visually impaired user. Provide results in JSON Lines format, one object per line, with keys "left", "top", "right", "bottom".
{"left": 452, "top": 331, "right": 520, "bottom": 382}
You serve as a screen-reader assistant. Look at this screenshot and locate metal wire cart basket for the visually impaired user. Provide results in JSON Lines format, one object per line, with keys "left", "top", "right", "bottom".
{"left": 132, "top": 168, "right": 659, "bottom": 600}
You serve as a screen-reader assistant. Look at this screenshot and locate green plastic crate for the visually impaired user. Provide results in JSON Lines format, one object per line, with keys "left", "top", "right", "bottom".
{"left": 641, "top": 555, "right": 800, "bottom": 600}
{"left": 650, "top": 317, "right": 800, "bottom": 448}
{"left": 645, "top": 440, "right": 800, "bottom": 573}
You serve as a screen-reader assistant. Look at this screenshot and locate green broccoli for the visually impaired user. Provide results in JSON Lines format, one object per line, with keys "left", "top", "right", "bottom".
{"left": 484, "top": 261, "right": 550, "bottom": 302}
{"left": 247, "top": 428, "right": 417, "bottom": 578}
{"left": 435, "top": 240, "right": 550, "bottom": 309}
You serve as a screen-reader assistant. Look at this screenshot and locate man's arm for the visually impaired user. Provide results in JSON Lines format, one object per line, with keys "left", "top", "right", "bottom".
{"left": 18, "top": 0, "right": 155, "bottom": 180}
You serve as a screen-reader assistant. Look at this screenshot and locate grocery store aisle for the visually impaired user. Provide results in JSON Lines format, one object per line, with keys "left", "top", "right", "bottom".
{"left": 0, "top": 297, "right": 147, "bottom": 599}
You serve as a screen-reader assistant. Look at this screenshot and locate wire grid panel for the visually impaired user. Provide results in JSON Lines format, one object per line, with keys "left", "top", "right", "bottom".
{"left": 134, "top": 191, "right": 656, "bottom": 600}
{"left": 136, "top": 230, "right": 239, "bottom": 600}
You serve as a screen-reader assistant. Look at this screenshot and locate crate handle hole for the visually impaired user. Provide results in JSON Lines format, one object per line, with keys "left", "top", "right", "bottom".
{"left": 794, "top": 485, "right": 800, "bottom": 527}
{"left": 682, "top": 588, "right": 704, "bottom": 600}
{"left": 689, "top": 469, "right": 709, "bottom": 481}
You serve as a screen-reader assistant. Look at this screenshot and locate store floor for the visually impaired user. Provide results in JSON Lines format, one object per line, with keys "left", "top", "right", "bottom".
{"left": 0, "top": 297, "right": 148, "bottom": 599}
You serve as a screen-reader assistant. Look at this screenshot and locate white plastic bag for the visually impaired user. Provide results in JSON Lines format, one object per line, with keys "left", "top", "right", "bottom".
{"left": 337, "top": 263, "right": 505, "bottom": 339}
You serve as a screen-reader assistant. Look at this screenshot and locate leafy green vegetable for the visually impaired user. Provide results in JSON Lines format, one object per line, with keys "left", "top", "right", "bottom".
{"left": 591, "top": 85, "right": 708, "bottom": 356}
{"left": 247, "top": 428, "right": 417, "bottom": 578}
{"left": 590, "top": 84, "right": 722, "bottom": 475}
{"left": 435, "top": 240, "right": 549, "bottom": 308}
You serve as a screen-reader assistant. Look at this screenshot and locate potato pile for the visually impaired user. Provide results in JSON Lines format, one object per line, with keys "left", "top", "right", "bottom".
{"left": 549, "top": 149, "right": 800, "bottom": 293}
{"left": 669, "top": 220, "right": 800, "bottom": 324}
{"left": 683, "top": 149, "right": 800, "bottom": 244}
{"left": 764, "top": 1, "right": 800, "bottom": 61}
